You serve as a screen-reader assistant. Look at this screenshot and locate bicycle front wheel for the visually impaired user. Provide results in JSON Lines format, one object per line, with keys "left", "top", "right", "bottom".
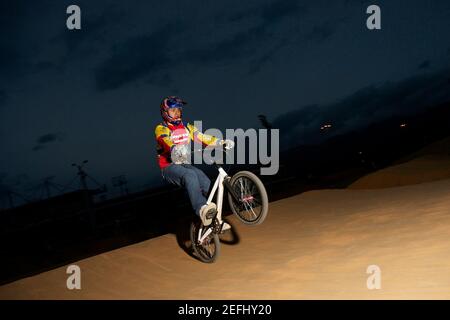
{"left": 190, "top": 220, "right": 220, "bottom": 263}
{"left": 227, "top": 171, "right": 269, "bottom": 225}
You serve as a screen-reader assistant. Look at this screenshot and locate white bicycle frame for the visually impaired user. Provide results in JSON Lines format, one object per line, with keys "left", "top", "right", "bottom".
{"left": 197, "top": 166, "right": 229, "bottom": 243}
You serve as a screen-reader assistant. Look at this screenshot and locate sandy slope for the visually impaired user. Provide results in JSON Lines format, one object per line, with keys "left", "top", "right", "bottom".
{"left": 348, "top": 155, "right": 450, "bottom": 189}
{"left": 349, "top": 136, "right": 450, "bottom": 189}
{"left": 0, "top": 175, "right": 449, "bottom": 299}
{"left": 397, "top": 136, "right": 450, "bottom": 160}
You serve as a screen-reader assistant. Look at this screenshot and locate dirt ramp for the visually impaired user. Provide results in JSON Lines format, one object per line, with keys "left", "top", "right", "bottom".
{"left": 349, "top": 155, "right": 450, "bottom": 189}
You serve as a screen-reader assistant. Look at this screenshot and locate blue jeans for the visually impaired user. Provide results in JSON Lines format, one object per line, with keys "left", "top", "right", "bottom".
{"left": 161, "top": 164, "right": 211, "bottom": 216}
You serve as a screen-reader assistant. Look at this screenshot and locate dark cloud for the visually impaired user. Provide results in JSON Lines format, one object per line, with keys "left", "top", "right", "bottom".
{"left": 418, "top": 60, "right": 431, "bottom": 69}
{"left": 223, "top": 0, "right": 306, "bottom": 25}
{"left": 0, "top": 1, "right": 45, "bottom": 77}
{"left": 305, "top": 22, "right": 336, "bottom": 42}
{"left": 226, "top": 7, "right": 258, "bottom": 23}
{"left": 0, "top": 38, "right": 28, "bottom": 80}
{"left": 51, "top": 5, "right": 124, "bottom": 57}
{"left": 273, "top": 104, "right": 320, "bottom": 129}
{"left": 94, "top": 22, "right": 184, "bottom": 91}
{"left": 37, "top": 134, "right": 60, "bottom": 144}
{"left": 1, "top": 1, "right": 119, "bottom": 79}
{"left": 94, "top": 0, "right": 309, "bottom": 90}
{"left": 33, "top": 61, "right": 55, "bottom": 72}
{"left": 228, "top": 0, "right": 307, "bottom": 59}
{"left": 0, "top": 1, "right": 64, "bottom": 85}
{"left": 32, "top": 145, "right": 46, "bottom": 152}
{"left": 248, "top": 46, "right": 281, "bottom": 74}
{"left": 183, "top": 24, "right": 267, "bottom": 66}
{"left": 260, "top": 0, "right": 304, "bottom": 25}
{"left": 249, "top": 17, "right": 342, "bottom": 74}
{"left": 0, "top": 90, "right": 7, "bottom": 105}
{"left": 225, "top": 2, "right": 343, "bottom": 74}
{"left": 32, "top": 132, "right": 65, "bottom": 151}
{"left": 273, "top": 68, "right": 450, "bottom": 146}
{"left": 182, "top": 0, "right": 307, "bottom": 75}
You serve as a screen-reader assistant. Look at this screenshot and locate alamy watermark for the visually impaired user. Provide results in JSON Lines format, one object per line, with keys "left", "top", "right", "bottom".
{"left": 67, "top": 4, "right": 381, "bottom": 31}
{"left": 366, "top": 265, "right": 381, "bottom": 290}
{"left": 66, "top": 264, "right": 81, "bottom": 290}
{"left": 66, "top": 5, "right": 81, "bottom": 30}
{"left": 170, "top": 120, "right": 280, "bottom": 175}
{"left": 366, "top": 5, "right": 381, "bottom": 30}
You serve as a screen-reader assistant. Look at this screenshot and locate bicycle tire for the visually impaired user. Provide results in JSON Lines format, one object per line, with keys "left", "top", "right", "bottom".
{"left": 227, "top": 170, "right": 269, "bottom": 225}
{"left": 190, "top": 220, "right": 220, "bottom": 263}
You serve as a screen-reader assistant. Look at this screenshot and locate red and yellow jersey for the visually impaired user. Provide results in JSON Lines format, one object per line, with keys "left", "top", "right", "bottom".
{"left": 155, "top": 121, "right": 219, "bottom": 169}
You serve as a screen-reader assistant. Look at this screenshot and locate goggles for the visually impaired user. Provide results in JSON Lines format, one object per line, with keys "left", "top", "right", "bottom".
{"left": 167, "top": 98, "right": 186, "bottom": 109}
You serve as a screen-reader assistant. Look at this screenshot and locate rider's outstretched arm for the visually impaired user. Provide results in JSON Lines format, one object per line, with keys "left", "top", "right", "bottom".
{"left": 188, "top": 123, "right": 220, "bottom": 148}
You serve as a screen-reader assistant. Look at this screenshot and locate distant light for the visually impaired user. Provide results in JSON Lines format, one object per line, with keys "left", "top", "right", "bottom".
{"left": 400, "top": 123, "right": 407, "bottom": 128}
{"left": 320, "top": 124, "right": 333, "bottom": 130}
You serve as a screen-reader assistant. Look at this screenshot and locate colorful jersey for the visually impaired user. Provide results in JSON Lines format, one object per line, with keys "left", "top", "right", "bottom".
{"left": 155, "top": 121, "right": 219, "bottom": 169}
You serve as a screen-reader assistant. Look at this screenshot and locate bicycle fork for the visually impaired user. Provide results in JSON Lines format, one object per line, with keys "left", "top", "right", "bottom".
{"left": 198, "top": 226, "right": 213, "bottom": 243}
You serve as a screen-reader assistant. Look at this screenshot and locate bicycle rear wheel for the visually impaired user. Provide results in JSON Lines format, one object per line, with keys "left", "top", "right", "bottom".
{"left": 227, "top": 171, "right": 269, "bottom": 225}
{"left": 190, "top": 220, "right": 220, "bottom": 263}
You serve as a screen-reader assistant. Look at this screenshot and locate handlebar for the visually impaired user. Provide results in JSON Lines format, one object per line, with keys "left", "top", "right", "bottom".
{"left": 192, "top": 144, "right": 233, "bottom": 167}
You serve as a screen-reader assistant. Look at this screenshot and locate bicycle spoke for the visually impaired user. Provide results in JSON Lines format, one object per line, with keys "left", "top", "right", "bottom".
{"left": 199, "top": 244, "right": 212, "bottom": 258}
{"left": 245, "top": 203, "right": 258, "bottom": 217}
{"left": 242, "top": 177, "right": 247, "bottom": 194}
{"left": 248, "top": 206, "right": 258, "bottom": 219}
{"left": 244, "top": 178, "right": 250, "bottom": 195}
{"left": 242, "top": 200, "right": 259, "bottom": 220}
{"left": 239, "top": 178, "right": 245, "bottom": 198}
{"left": 191, "top": 221, "right": 219, "bottom": 263}
{"left": 252, "top": 197, "right": 262, "bottom": 206}
{"left": 229, "top": 174, "right": 266, "bottom": 223}
{"left": 242, "top": 199, "right": 251, "bottom": 212}
{"left": 228, "top": 172, "right": 268, "bottom": 227}
{"left": 197, "top": 235, "right": 215, "bottom": 258}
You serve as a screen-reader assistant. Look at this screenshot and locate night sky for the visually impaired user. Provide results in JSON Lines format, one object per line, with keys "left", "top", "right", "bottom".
{"left": 1, "top": 0, "right": 450, "bottom": 204}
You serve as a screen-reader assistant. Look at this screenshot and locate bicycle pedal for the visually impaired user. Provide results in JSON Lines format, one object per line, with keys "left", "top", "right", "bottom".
{"left": 220, "top": 222, "right": 231, "bottom": 233}
{"left": 206, "top": 209, "right": 217, "bottom": 219}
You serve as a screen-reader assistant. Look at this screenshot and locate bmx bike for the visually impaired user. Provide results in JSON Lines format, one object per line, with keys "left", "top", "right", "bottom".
{"left": 190, "top": 146, "right": 269, "bottom": 263}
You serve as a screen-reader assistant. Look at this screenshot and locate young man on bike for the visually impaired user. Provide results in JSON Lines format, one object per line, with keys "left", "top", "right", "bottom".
{"left": 155, "top": 96, "right": 234, "bottom": 228}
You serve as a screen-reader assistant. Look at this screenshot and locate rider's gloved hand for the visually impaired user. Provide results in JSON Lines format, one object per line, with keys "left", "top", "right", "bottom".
{"left": 219, "top": 139, "right": 235, "bottom": 150}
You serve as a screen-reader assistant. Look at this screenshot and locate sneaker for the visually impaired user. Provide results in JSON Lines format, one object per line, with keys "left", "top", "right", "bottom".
{"left": 200, "top": 203, "right": 217, "bottom": 226}
{"left": 221, "top": 222, "right": 231, "bottom": 233}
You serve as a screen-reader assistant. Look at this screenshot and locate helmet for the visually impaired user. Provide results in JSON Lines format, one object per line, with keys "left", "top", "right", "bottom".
{"left": 160, "top": 96, "right": 187, "bottom": 125}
